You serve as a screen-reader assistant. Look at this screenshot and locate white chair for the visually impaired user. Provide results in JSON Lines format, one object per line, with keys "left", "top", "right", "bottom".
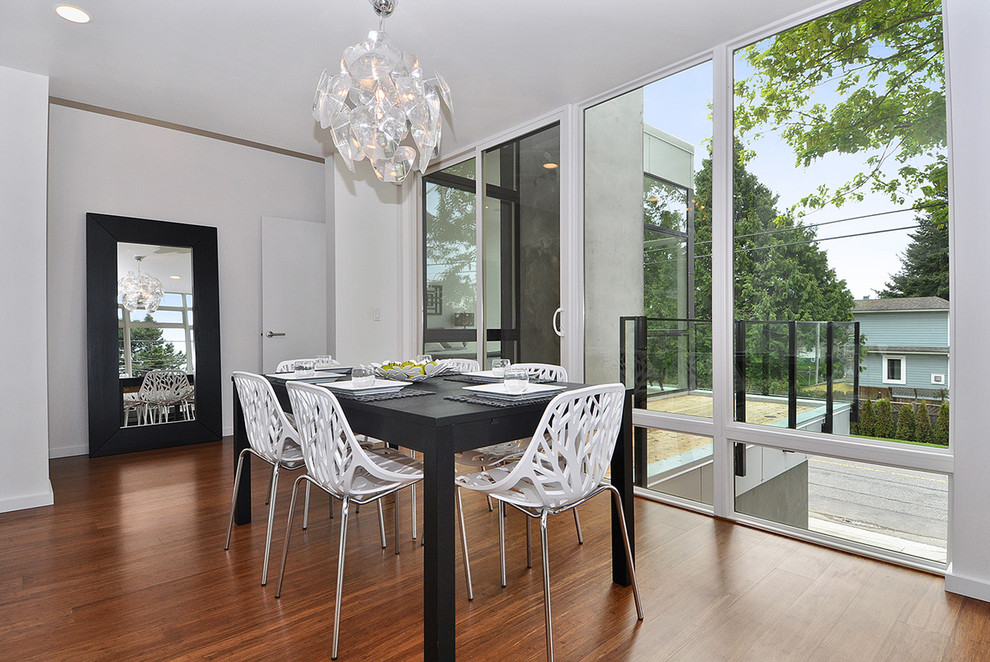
{"left": 511, "top": 362, "right": 568, "bottom": 382}
{"left": 137, "top": 369, "right": 193, "bottom": 423}
{"left": 275, "top": 357, "right": 337, "bottom": 373}
{"left": 437, "top": 357, "right": 480, "bottom": 373}
{"left": 456, "top": 384, "right": 643, "bottom": 661}
{"left": 275, "top": 381, "right": 429, "bottom": 660}
{"left": 225, "top": 371, "right": 313, "bottom": 585}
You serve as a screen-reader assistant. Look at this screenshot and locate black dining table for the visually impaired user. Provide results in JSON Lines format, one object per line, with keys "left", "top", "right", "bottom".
{"left": 231, "top": 373, "right": 634, "bottom": 662}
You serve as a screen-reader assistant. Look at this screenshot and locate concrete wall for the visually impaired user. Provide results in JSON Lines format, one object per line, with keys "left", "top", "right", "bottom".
{"left": 0, "top": 66, "right": 53, "bottom": 512}
{"left": 584, "top": 89, "right": 645, "bottom": 385}
{"left": 47, "top": 105, "right": 326, "bottom": 453}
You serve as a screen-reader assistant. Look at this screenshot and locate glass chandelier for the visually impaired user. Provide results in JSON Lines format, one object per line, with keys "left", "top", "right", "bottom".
{"left": 312, "top": 0, "right": 451, "bottom": 184}
{"left": 119, "top": 255, "right": 164, "bottom": 313}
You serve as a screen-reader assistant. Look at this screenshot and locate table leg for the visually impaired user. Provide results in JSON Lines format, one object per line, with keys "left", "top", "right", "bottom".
{"left": 233, "top": 382, "right": 252, "bottom": 525}
{"left": 610, "top": 389, "right": 635, "bottom": 586}
{"left": 423, "top": 433, "right": 457, "bottom": 662}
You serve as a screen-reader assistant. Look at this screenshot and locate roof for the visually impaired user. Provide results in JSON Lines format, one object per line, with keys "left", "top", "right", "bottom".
{"left": 866, "top": 346, "right": 949, "bottom": 355}
{"left": 853, "top": 297, "right": 949, "bottom": 313}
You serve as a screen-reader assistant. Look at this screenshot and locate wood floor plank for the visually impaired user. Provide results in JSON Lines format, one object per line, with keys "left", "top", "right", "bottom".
{"left": 1, "top": 438, "right": 988, "bottom": 661}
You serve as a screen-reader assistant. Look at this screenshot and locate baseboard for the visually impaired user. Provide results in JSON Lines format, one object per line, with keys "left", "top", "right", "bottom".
{"left": 223, "top": 425, "right": 233, "bottom": 437}
{"left": 0, "top": 482, "right": 54, "bottom": 513}
{"left": 49, "top": 443, "right": 89, "bottom": 458}
{"left": 945, "top": 565, "right": 990, "bottom": 603}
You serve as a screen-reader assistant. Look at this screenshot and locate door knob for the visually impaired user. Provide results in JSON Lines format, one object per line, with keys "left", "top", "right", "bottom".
{"left": 265, "top": 331, "right": 286, "bottom": 338}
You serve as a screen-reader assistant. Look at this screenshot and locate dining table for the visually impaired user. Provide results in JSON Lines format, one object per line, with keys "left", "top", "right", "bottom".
{"left": 231, "top": 370, "right": 635, "bottom": 662}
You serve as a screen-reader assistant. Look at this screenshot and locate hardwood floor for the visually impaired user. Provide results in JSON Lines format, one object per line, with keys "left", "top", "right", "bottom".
{"left": 1, "top": 438, "right": 987, "bottom": 661}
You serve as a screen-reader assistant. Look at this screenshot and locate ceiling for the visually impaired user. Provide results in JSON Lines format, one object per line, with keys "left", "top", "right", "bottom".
{"left": 0, "top": 0, "right": 823, "bottom": 162}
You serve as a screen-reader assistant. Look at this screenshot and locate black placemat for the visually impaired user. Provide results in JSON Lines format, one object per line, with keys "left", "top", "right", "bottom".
{"left": 444, "top": 393, "right": 556, "bottom": 408}
{"left": 443, "top": 374, "right": 501, "bottom": 384}
{"left": 331, "top": 389, "right": 435, "bottom": 402}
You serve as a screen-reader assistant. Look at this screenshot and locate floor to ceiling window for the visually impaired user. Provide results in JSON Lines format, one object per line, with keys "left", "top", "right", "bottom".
{"left": 583, "top": 0, "right": 950, "bottom": 567}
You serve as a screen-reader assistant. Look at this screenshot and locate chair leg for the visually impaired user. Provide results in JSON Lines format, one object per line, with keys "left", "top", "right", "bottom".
{"left": 329, "top": 496, "right": 335, "bottom": 519}
{"left": 498, "top": 500, "right": 507, "bottom": 587}
{"left": 410, "top": 451, "right": 418, "bottom": 540}
{"left": 377, "top": 500, "right": 386, "bottom": 549}
{"left": 302, "top": 481, "right": 311, "bottom": 530}
{"left": 526, "top": 516, "right": 533, "bottom": 568}
{"left": 608, "top": 486, "right": 644, "bottom": 620}
{"left": 261, "top": 466, "right": 280, "bottom": 585}
{"left": 456, "top": 487, "right": 474, "bottom": 601}
{"left": 540, "top": 510, "right": 554, "bottom": 662}
{"left": 573, "top": 508, "right": 584, "bottom": 545}
{"left": 275, "top": 477, "right": 306, "bottom": 598}
{"left": 394, "top": 492, "right": 400, "bottom": 555}
{"left": 332, "top": 499, "right": 351, "bottom": 660}
{"left": 264, "top": 470, "right": 274, "bottom": 506}
{"left": 224, "top": 449, "right": 250, "bottom": 550}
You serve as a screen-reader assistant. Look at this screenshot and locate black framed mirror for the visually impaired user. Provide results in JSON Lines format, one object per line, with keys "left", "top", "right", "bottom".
{"left": 87, "top": 213, "right": 221, "bottom": 456}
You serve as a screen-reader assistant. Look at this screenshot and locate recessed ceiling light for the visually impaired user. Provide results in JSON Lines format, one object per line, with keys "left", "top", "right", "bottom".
{"left": 55, "top": 5, "right": 91, "bottom": 24}
{"left": 169, "top": 275, "right": 182, "bottom": 280}
{"left": 542, "top": 162, "right": 559, "bottom": 170}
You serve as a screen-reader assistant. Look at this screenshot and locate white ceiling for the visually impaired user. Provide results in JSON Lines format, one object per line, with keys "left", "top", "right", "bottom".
{"left": 0, "top": 0, "right": 824, "bottom": 161}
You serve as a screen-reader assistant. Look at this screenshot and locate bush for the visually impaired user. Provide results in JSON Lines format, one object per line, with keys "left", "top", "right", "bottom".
{"left": 874, "top": 399, "right": 893, "bottom": 439}
{"left": 934, "top": 402, "right": 950, "bottom": 445}
{"left": 915, "top": 403, "right": 933, "bottom": 444}
{"left": 895, "top": 403, "right": 916, "bottom": 441}
{"left": 858, "top": 399, "right": 875, "bottom": 437}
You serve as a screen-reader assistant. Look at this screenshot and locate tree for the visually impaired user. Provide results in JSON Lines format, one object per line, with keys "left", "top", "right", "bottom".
{"left": 934, "top": 401, "right": 949, "bottom": 445}
{"left": 874, "top": 398, "right": 894, "bottom": 439}
{"left": 896, "top": 403, "right": 916, "bottom": 441}
{"left": 915, "top": 402, "right": 934, "bottom": 444}
{"left": 119, "top": 315, "right": 186, "bottom": 376}
{"left": 734, "top": 0, "right": 946, "bottom": 213}
{"left": 858, "top": 398, "right": 876, "bottom": 437}
{"left": 878, "top": 180, "right": 949, "bottom": 299}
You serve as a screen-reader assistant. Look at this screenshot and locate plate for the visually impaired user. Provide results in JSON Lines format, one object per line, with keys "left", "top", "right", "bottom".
{"left": 462, "top": 382, "right": 566, "bottom": 400}
{"left": 323, "top": 378, "right": 409, "bottom": 394}
{"left": 266, "top": 370, "right": 343, "bottom": 380}
{"left": 462, "top": 370, "right": 502, "bottom": 379}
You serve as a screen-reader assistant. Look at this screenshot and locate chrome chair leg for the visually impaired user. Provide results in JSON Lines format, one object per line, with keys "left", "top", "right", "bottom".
{"left": 224, "top": 448, "right": 251, "bottom": 550}
{"left": 410, "top": 449, "right": 418, "bottom": 540}
{"left": 332, "top": 499, "right": 351, "bottom": 660}
{"left": 607, "top": 486, "right": 644, "bottom": 620}
{"left": 526, "top": 516, "right": 533, "bottom": 568}
{"left": 456, "top": 487, "right": 474, "bottom": 600}
{"left": 275, "top": 475, "right": 306, "bottom": 598}
{"left": 377, "top": 499, "right": 386, "bottom": 549}
{"left": 498, "top": 500, "right": 507, "bottom": 587}
{"left": 394, "top": 492, "right": 400, "bottom": 555}
{"left": 302, "top": 481, "right": 311, "bottom": 530}
{"left": 264, "top": 469, "right": 274, "bottom": 506}
{"left": 573, "top": 508, "right": 584, "bottom": 544}
{"left": 261, "top": 466, "right": 280, "bottom": 585}
{"left": 540, "top": 510, "right": 553, "bottom": 662}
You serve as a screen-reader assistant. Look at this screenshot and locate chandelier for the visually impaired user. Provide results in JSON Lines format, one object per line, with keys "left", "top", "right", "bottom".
{"left": 119, "top": 255, "right": 164, "bottom": 313}
{"left": 312, "top": 0, "right": 451, "bottom": 184}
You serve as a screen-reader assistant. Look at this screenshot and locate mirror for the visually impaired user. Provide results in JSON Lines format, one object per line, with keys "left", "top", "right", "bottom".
{"left": 88, "top": 213, "right": 221, "bottom": 456}
{"left": 117, "top": 243, "right": 196, "bottom": 426}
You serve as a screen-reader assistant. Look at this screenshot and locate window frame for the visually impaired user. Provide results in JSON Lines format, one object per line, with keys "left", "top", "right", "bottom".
{"left": 882, "top": 355, "right": 907, "bottom": 385}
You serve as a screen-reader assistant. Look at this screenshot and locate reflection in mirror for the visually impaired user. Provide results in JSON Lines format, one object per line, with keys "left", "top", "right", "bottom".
{"left": 117, "top": 243, "right": 196, "bottom": 427}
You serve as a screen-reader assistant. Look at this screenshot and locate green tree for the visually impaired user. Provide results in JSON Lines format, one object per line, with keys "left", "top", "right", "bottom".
{"left": 858, "top": 398, "right": 876, "bottom": 437}
{"left": 878, "top": 180, "right": 949, "bottom": 300}
{"left": 734, "top": 0, "right": 946, "bottom": 213}
{"left": 915, "top": 403, "right": 934, "bottom": 444}
{"left": 896, "top": 403, "right": 916, "bottom": 441}
{"left": 934, "top": 401, "right": 949, "bottom": 445}
{"left": 874, "top": 398, "right": 894, "bottom": 439}
{"left": 119, "top": 314, "right": 186, "bottom": 376}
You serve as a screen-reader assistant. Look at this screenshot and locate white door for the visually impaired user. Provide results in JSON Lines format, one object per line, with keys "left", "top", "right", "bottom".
{"left": 262, "top": 216, "right": 327, "bottom": 372}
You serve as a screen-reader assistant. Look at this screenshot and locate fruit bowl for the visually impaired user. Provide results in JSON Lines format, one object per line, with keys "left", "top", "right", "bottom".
{"left": 372, "top": 360, "right": 452, "bottom": 382}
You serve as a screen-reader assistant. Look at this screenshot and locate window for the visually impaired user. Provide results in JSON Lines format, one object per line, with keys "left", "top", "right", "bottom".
{"left": 883, "top": 355, "right": 906, "bottom": 385}
{"left": 931, "top": 373, "right": 946, "bottom": 385}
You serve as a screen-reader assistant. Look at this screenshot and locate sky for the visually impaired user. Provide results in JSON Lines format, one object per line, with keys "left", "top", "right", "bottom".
{"left": 641, "top": 58, "right": 928, "bottom": 300}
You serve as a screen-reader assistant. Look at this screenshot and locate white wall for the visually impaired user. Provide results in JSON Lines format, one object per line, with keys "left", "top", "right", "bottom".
{"left": 943, "top": 0, "right": 990, "bottom": 601}
{"left": 47, "top": 105, "right": 325, "bottom": 454}
{"left": 331, "top": 157, "right": 417, "bottom": 364}
{"left": 0, "top": 66, "right": 54, "bottom": 511}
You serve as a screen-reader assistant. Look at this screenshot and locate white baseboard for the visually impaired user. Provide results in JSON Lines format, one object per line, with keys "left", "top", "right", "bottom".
{"left": 945, "top": 565, "right": 990, "bottom": 603}
{"left": 0, "top": 482, "right": 54, "bottom": 513}
{"left": 49, "top": 444, "right": 89, "bottom": 458}
{"left": 223, "top": 425, "right": 233, "bottom": 437}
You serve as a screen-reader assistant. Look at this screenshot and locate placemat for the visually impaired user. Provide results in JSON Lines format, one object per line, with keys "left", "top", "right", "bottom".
{"left": 444, "top": 374, "right": 555, "bottom": 385}
{"left": 332, "top": 389, "right": 435, "bottom": 403}
{"left": 444, "top": 393, "right": 557, "bottom": 408}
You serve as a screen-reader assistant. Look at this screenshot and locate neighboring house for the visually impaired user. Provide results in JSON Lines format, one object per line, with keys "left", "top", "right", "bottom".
{"left": 853, "top": 296, "right": 949, "bottom": 399}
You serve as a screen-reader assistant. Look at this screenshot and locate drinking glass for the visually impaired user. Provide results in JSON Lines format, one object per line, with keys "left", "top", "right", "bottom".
{"left": 293, "top": 360, "right": 315, "bottom": 377}
{"left": 416, "top": 354, "right": 433, "bottom": 363}
{"left": 491, "top": 358, "right": 510, "bottom": 377}
{"left": 503, "top": 366, "right": 529, "bottom": 393}
{"left": 351, "top": 365, "right": 375, "bottom": 387}
{"left": 316, "top": 354, "right": 332, "bottom": 368}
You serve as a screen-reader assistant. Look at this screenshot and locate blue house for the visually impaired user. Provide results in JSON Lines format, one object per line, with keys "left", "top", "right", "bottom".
{"left": 853, "top": 296, "right": 949, "bottom": 399}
